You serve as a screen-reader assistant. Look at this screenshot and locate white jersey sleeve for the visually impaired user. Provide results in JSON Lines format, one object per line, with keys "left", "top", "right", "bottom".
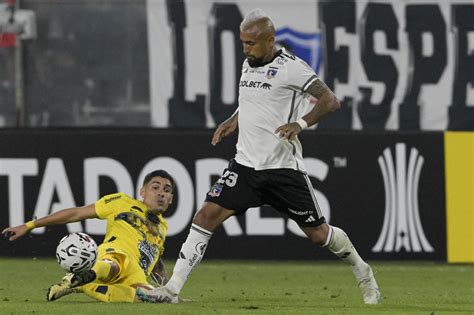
{"left": 286, "top": 57, "right": 319, "bottom": 92}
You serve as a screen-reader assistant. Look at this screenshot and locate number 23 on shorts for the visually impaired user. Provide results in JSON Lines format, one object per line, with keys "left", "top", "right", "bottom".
{"left": 217, "top": 170, "right": 239, "bottom": 187}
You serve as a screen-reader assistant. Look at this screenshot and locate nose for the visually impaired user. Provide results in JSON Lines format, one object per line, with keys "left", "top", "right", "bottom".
{"left": 157, "top": 189, "right": 165, "bottom": 198}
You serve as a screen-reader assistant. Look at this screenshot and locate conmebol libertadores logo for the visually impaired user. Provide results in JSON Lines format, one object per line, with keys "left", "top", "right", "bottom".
{"left": 372, "top": 143, "right": 434, "bottom": 253}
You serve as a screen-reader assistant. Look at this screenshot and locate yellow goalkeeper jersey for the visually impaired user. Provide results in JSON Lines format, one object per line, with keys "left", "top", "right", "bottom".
{"left": 95, "top": 192, "right": 167, "bottom": 276}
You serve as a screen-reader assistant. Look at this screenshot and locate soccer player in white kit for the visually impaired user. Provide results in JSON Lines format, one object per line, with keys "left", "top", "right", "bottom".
{"left": 138, "top": 8, "right": 381, "bottom": 305}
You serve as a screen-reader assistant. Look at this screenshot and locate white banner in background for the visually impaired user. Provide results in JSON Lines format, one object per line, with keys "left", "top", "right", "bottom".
{"left": 147, "top": 0, "right": 474, "bottom": 130}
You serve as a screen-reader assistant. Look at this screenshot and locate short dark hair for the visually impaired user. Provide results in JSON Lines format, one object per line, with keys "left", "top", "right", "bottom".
{"left": 143, "top": 170, "right": 175, "bottom": 192}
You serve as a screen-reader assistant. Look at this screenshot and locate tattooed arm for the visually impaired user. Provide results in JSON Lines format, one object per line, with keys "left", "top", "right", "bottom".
{"left": 302, "top": 79, "right": 341, "bottom": 126}
{"left": 275, "top": 79, "right": 341, "bottom": 140}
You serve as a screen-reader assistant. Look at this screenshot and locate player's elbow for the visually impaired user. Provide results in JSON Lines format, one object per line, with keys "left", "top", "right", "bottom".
{"left": 320, "top": 92, "right": 340, "bottom": 113}
{"left": 326, "top": 96, "right": 341, "bottom": 113}
{"left": 66, "top": 210, "right": 84, "bottom": 223}
{"left": 66, "top": 206, "right": 96, "bottom": 223}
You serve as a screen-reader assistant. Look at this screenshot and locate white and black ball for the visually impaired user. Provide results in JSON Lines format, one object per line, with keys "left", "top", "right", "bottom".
{"left": 55, "top": 232, "right": 98, "bottom": 273}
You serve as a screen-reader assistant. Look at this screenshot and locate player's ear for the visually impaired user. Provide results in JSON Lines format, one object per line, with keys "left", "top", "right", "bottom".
{"left": 139, "top": 186, "right": 145, "bottom": 199}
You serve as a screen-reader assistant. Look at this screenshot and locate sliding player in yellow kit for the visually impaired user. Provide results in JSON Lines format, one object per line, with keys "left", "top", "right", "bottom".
{"left": 2, "top": 170, "right": 175, "bottom": 303}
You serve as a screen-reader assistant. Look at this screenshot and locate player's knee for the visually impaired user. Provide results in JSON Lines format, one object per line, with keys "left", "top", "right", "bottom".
{"left": 109, "top": 261, "right": 120, "bottom": 279}
{"left": 305, "top": 224, "right": 329, "bottom": 246}
{"left": 193, "top": 210, "right": 215, "bottom": 230}
{"left": 309, "top": 233, "right": 326, "bottom": 246}
{"left": 192, "top": 203, "right": 232, "bottom": 231}
{"left": 102, "top": 258, "right": 120, "bottom": 281}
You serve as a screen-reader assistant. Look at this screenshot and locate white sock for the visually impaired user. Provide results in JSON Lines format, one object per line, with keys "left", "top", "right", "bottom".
{"left": 165, "top": 224, "right": 212, "bottom": 294}
{"left": 326, "top": 226, "right": 365, "bottom": 269}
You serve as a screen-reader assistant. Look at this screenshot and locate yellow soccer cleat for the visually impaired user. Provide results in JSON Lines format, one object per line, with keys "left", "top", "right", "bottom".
{"left": 47, "top": 271, "right": 95, "bottom": 301}
{"left": 47, "top": 274, "right": 80, "bottom": 301}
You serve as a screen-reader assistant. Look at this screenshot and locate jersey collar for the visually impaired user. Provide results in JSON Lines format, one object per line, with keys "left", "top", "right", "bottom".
{"left": 247, "top": 49, "right": 283, "bottom": 68}
{"left": 146, "top": 211, "right": 161, "bottom": 224}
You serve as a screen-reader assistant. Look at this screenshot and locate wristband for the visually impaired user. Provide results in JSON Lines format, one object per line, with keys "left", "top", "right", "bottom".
{"left": 296, "top": 118, "right": 308, "bottom": 130}
{"left": 25, "top": 220, "right": 36, "bottom": 231}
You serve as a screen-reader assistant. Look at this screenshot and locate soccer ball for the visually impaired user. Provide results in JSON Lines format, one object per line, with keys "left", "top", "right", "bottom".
{"left": 55, "top": 232, "right": 98, "bottom": 273}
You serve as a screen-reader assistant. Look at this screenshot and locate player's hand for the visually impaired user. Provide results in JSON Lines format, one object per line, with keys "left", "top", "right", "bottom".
{"left": 1, "top": 224, "right": 29, "bottom": 241}
{"left": 211, "top": 118, "right": 238, "bottom": 146}
{"left": 275, "top": 122, "right": 302, "bottom": 141}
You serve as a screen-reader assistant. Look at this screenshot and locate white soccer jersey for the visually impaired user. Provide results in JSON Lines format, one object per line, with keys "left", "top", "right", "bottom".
{"left": 234, "top": 48, "right": 318, "bottom": 172}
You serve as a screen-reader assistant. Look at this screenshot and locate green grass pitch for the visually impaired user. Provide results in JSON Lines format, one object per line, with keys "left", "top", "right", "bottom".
{"left": 0, "top": 258, "right": 472, "bottom": 314}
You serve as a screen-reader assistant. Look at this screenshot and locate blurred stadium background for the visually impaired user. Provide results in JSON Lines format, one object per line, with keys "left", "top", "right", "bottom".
{"left": 0, "top": 0, "right": 473, "bottom": 312}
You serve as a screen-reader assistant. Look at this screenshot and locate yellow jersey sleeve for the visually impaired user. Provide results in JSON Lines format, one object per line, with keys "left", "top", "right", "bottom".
{"left": 95, "top": 192, "right": 128, "bottom": 219}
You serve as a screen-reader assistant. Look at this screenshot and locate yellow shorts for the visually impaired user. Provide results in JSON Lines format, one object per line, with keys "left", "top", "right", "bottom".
{"left": 96, "top": 244, "right": 148, "bottom": 287}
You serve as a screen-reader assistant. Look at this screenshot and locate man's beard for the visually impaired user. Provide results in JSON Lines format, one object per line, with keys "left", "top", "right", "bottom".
{"left": 247, "top": 57, "right": 266, "bottom": 68}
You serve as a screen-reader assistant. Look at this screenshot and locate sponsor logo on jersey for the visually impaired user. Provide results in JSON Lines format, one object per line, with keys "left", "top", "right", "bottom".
{"left": 247, "top": 69, "right": 266, "bottom": 74}
{"left": 261, "top": 83, "right": 272, "bottom": 90}
{"left": 239, "top": 80, "right": 272, "bottom": 90}
{"left": 138, "top": 238, "right": 157, "bottom": 272}
{"left": 104, "top": 195, "right": 121, "bottom": 204}
{"left": 372, "top": 143, "right": 434, "bottom": 253}
{"left": 276, "top": 57, "right": 287, "bottom": 65}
